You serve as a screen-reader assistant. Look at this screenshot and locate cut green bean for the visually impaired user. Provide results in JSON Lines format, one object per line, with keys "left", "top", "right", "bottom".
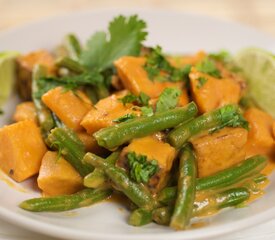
{"left": 64, "top": 34, "right": 82, "bottom": 60}
{"left": 129, "top": 208, "right": 152, "bottom": 226}
{"left": 55, "top": 57, "right": 85, "bottom": 74}
{"left": 170, "top": 145, "right": 197, "bottom": 230}
{"left": 94, "top": 102, "right": 198, "bottom": 150}
{"left": 153, "top": 187, "right": 250, "bottom": 225}
{"left": 84, "top": 151, "right": 120, "bottom": 188}
{"left": 83, "top": 152, "right": 158, "bottom": 210}
{"left": 19, "top": 188, "right": 112, "bottom": 212}
{"left": 47, "top": 127, "right": 93, "bottom": 176}
{"left": 32, "top": 64, "right": 55, "bottom": 139}
{"left": 168, "top": 104, "right": 248, "bottom": 149}
{"left": 158, "top": 155, "right": 267, "bottom": 205}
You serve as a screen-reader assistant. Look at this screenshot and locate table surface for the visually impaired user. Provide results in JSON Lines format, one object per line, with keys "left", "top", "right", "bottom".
{"left": 0, "top": 0, "right": 275, "bottom": 239}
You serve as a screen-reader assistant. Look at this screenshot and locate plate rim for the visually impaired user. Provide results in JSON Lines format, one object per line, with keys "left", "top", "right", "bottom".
{"left": 0, "top": 8, "right": 275, "bottom": 240}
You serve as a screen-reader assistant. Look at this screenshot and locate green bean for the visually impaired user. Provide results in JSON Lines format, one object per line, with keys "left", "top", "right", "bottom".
{"left": 83, "top": 153, "right": 158, "bottom": 210}
{"left": 55, "top": 57, "right": 85, "bottom": 74}
{"left": 84, "top": 151, "right": 120, "bottom": 188}
{"left": 47, "top": 127, "right": 93, "bottom": 176}
{"left": 94, "top": 102, "right": 198, "bottom": 150}
{"left": 19, "top": 188, "right": 112, "bottom": 212}
{"left": 32, "top": 64, "right": 55, "bottom": 139}
{"left": 158, "top": 155, "right": 267, "bottom": 205}
{"left": 129, "top": 208, "right": 152, "bottom": 226}
{"left": 168, "top": 104, "right": 248, "bottom": 149}
{"left": 170, "top": 145, "right": 197, "bottom": 230}
{"left": 153, "top": 187, "right": 250, "bottom": 225}
{"left": 64, "top": 34, "right": 82, "bottom": 60}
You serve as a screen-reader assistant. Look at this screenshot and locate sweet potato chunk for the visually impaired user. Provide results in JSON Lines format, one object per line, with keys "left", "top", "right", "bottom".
{"left": 190, "top": 68, "right": 241, "bottom": 113}
{"left": 244, "top": 108, "right": 275, "bottom": 158}
{"left": 37, "top": 151, "right": 83, "bottom": 196}
{"left": 16, "top": 50, "right": 56, "bottom": 100}
{"left": 0, "top": 120, "right": 47, "bottom": 182}
{"left": 191, "top": 127, "right": 248, "bottom": 177}
{"left": 114, "top": 56, "right": 183, "bottom": 98}
{"left": 76, "top": 131, "right": 106, "bottom": 155}
{"left": 81, "top": 91, "right": 140, "bottom": 134}
{"left": 42, "top": 87, "right": 92, "bottom": 131}
{"left": 118, "top": 135, "right": 176, "bottom": 192}
{"left": 13, "top": 101, "right": 37, "bottom": 123}
{"left": 168, "top": 51, "right": 206, "bottom": 68}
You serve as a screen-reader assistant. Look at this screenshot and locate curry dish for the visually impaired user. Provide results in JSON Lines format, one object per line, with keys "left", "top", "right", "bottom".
{"left": 0, "top": 15, "right": 274, "bottom": 230}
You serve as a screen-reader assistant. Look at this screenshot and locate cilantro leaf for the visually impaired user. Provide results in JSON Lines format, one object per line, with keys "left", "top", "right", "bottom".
{"left": 113, "top": 113, "right": 136, "bottom": 123}
{"left": 210, "top": 105, "right": 249, "bottom": 133}
{"left": 209, "top": 50, "right": 232, "bottom": 63}
{"left": 196, "top": 77, "right": 208, "bottom": 89}
{"left": 144, "top": 46, "right": 190, "bottom": 82}
{"left": 196, "top": 58, "right": 221, "bottom": 78}
{"left": 120, "top": 92, "right": 150, "bottom": 106}
{"left": 127, "top": 152, "right": 159, "bottom": 183}
{"left": 80, "top": 15, "right": 147, "bottom": 71}
{"left": 156, "top": 87, "right": 181, "bottom": 112}
{"left": 141, "top": 106, "right": 154, "bottom": 117}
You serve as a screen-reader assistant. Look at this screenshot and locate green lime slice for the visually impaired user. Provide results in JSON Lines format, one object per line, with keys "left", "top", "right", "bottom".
{"left": 234, "top": 48, "right": 275, "bottom": 117}
{"left": 0, "top": 51, "right": 19, "bottom": 108}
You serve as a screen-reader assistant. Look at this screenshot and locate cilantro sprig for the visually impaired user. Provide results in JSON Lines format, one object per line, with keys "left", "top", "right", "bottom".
{"left": 144, "top": 46, "right": 191, "bottom": 82}
{"left": 127, "top": 152, "right": 159, "bottom": 183}
{"left": 196, "top": 58, "right": 221, "bottom": 78}
{"left": 120, "top": 92, "right": 150, "bottom": 106}
{"left": 113, "top": 113, "right": 137, "bottom": 123}
{"left": 80, "top": 15, "right": 147, "bottom": 72}
{"left": 156, "top": 87, "right": 181, "bottom": 112}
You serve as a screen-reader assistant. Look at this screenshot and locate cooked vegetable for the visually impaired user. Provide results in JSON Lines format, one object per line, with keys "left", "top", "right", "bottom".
{"left": 153, "top": 187, "right": 250, "bottom": 225}
{"left": 191, "top": 127, "right": 248, "bottom": 177}
{"left": 129, "top": 208, "right": 153, "bottom": 226}
{"left": 55, "top": 56, "right": 85, "bottom": 74}
{"left": 170, "top": 145, "right": 196, "bottom": 230}
{"left": 94, "top": 102, "right": 198, "bottom": 149}
{"left": 63, "top": 34, "right": 82, "bottom": 60}
{"left": 19, "top": 188, "right": 112, "bottom": 212}
{"left": 32, "top": 65, "right": 55, "bottom": 138}
{"left": 168, "top": 104, "right": 248, "bottom": 149}
{"left": 158, "top": 155, "right": 267, "bottom": 204}
{"left": 42, "top": 86, "right": 92, "bottom": 131}
{"left": 47, "top": 127, "right": 93, "bottom": 176}
{"left": 84, "top": 151, "right": 120, "bottom": 188}
{"left": 37, "top": 151, "right": 83, "bottom": 196}
{"left": 83, "top": 152, "right": 158, "bottom": 210}
{"left": 13, "top": 101, "right": 37, "bottom": 123}
{"left": 0, "top": 120, "right": 47, "bottom": 182}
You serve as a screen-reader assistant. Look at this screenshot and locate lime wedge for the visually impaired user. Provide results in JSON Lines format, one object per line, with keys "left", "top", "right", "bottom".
{"left": 0, "top": 51, "right": 19, "bottom": 108}
{"left": 234, "top": 48, "right": 275, "bottom": 117}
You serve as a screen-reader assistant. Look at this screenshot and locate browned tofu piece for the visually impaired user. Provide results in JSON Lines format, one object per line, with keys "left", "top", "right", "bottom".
{"left": 81, "top": 91, "right": 140, "bottom": 134}
{"left": 118, "top": 135, "right": 176, "bottom": 192}
{"left": 191, "top": 127, "right": 248, "bottom": 177}
{"left": 0, "top": 120, "right": 47, "bottom": 182}
{"left": 16, "top": 50, "right": 56, "bottom": 100}
{"left": 244, "top": 108, "right": 275, "bottom": 158}
{"left": 42, "top": 87, "right": 92, "bottom": 131}
{"left": 190, "top": 68, "right": 241, "bottom": 113}
{"left": 114, "top": 56, "right": 184, "bottom": 99}
{"left": 37, "top": 151, "right": 83, "bottom": 196}
{"left": 13, "top": 101, "right": 37, "bottom": 123}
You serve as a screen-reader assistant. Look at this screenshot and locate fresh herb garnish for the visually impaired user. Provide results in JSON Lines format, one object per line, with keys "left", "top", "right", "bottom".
{"left": 209, "top": 50, "right": 231, "bottom": 63}
{"left": 120, "top": 92, "right": 150, "bottom": 106}
{"left": 196, "top": 58, "right": 221, "bottom": 78}
{"left": 113, "top": 113, "right": 137, "bottom": 123}
{"left": 210, "top": 105, "right": 249, "bottom": 133}
{"left": 156, "top": 87, "right": 181, "bottom": 112}
{"left": 197, "top": 77, "right": 208, "bottom": 89}
{"left": 80, "top": 15, "right": 147, "bottom": 72}
{"left": 141, "top": 106, "right": 154, "bottom": 117}
{"left": 127, "top": 151, "right": 159, "bottom": 183}
{"left": 144, "top": 46, "right": 190, "bottom": 82}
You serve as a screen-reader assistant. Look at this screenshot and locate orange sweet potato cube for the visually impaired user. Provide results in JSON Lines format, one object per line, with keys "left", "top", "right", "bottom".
{"left": 0, "top": 120, "right": 47, "bottom": 182}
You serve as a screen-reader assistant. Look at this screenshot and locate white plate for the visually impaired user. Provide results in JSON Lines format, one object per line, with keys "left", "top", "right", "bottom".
{"left": 0, "top": 9, "right": 275, "bottom": 240}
